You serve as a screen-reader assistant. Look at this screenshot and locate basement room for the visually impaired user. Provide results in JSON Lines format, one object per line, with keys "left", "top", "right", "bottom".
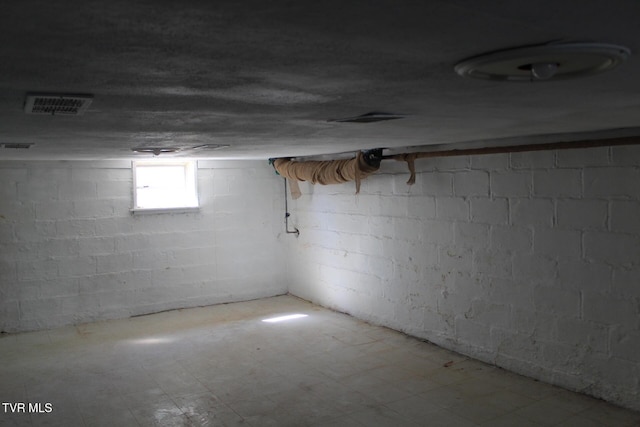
{"left": 1, "top": 1, "right": 639, "bottom": 426}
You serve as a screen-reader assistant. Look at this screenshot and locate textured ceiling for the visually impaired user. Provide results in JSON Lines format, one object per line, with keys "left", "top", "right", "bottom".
{"left": 1, "top": 0, "right": 640, "bottom": 160}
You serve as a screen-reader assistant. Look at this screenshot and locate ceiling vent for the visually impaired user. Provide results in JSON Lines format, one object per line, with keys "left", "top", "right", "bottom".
{"left": 328, "top": 112, "right": 406, "bottom": 123}
{"left": 1, "top": 143, "right": 34, "bottom": 149}
{"left": 24, "top": 93, "right": 93, "bottom": 115}
{"left": 454, "top": 42, "right": 630, "bottom": 82}
{"left": 192, "top": 144, "right": 230, "bottom": 150}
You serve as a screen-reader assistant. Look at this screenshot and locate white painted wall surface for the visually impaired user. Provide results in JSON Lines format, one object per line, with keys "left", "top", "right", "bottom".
{"left": 286, "top": 145, "right": 640, "bottom": 411}
{"left": 0, "top": 160, "right": 286, "bottom": 332}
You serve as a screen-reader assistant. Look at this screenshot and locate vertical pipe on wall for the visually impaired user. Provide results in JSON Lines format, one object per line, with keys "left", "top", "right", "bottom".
{"left": 283, "top": 178, "right": 300, "bottom": 237}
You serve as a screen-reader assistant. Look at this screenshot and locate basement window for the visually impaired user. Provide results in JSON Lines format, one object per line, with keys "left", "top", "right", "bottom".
{"left": 131, "top": 160, "right": 199, "bottom": 213}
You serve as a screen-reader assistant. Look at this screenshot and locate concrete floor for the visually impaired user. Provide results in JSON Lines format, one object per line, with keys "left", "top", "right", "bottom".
{"left": 1, "top": 295, "right": 639, "bottom": 427}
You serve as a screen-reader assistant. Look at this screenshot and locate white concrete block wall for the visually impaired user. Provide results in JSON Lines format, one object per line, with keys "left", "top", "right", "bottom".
{"left": 286, "top": 146, "right": 640, "bottom": 411}
{"left": 0, "top": 160, "right": 286, "bottom": 332}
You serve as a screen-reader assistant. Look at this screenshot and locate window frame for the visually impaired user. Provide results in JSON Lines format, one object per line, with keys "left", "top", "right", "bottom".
{"left": 131, "top": 160, "right": 200, "bottom": 214}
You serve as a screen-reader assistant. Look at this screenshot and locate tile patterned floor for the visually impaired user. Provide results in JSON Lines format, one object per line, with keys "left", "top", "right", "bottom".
{"left": 1, "top": 295, "right": 639, "bottom": 426}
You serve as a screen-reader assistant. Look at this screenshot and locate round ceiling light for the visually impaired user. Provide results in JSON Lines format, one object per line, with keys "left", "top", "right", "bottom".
{"left": 454, "top": 42, "right": 630, "bottom": 82}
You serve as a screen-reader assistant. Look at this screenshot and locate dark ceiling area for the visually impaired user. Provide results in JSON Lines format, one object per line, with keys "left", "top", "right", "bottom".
{"left": 1, "top": 0, "right": 639, "bottom": 160}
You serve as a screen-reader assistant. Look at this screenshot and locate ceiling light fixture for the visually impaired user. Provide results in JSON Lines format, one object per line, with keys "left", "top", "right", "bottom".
{"left": 528, "top": 62, "right": 559, "bottom": 80}
{"left": 131, "top": 147, "right": 181, "bottom": 156}
{"left": 1, "top": 143, "right": 34, "bottom": 149}
{"left": 454, "top": 42, "right": 630, "bottom": 82}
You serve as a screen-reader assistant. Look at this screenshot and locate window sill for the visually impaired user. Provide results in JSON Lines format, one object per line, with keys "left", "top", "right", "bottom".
{"left": 130, "top": 207, "right": 200, "bottom": 215}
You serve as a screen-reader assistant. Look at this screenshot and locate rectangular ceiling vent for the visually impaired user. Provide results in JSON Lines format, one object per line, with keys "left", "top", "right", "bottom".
{"left": 24, "top": 93, "right": 93, "bottom": 116}
{"left": 192, "top": 144, "right": 231, "bottom": 150}
{"left": 1, "top": 143, "right": 34, "bottom": 149}
{"left": 328, "top": 111, "right": 406, "bottom": 123}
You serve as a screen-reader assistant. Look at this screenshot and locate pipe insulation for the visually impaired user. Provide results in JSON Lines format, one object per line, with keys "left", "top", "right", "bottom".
{"left": 271, "top": 136, "right": 640, "bottom": 197}
{"left": 272, "top": 151, "right": 381, "bottom": 199}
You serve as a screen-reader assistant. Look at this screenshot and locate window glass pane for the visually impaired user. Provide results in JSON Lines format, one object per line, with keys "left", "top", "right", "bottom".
{"left": 133, "top": 161, "right": 198, "bottom": 210}
{"left": 136, "top": 165, "right": 185, "bottom": 190}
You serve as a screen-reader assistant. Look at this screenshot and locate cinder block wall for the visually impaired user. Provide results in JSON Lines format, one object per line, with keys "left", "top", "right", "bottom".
{"left": 286, "top": 145, "right": 640, "bottom": 411}
{"left": 0, "top": 160, "right": 286, "bottom": 332}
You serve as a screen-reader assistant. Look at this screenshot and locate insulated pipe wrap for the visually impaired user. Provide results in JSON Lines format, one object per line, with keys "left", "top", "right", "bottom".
{"left": 273, "top": 152, "right": 380, "bottom": 198}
